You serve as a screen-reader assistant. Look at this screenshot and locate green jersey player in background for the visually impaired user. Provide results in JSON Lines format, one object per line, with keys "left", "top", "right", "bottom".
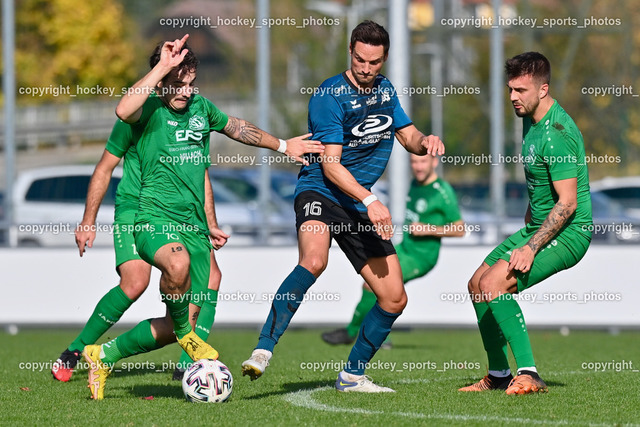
{"left": 81, "top": 34, "right": 323, "bottom": 400}
{"left": 459, "top": 52, "right": 592, "bottom": 395}
{"left": 321, "top": 153, "right": 465, "bottom": 347}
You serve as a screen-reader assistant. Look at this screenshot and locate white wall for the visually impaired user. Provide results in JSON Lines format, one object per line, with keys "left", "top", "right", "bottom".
{"left": 2, "top": 245, "right": 638, "bottom": 327}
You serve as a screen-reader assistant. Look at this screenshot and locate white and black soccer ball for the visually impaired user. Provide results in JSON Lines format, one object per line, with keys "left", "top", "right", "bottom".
{"left": 182, "top": 359, "right": 233, "bottom": 403}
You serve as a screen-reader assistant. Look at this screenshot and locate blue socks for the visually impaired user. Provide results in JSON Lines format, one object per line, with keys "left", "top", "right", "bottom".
{"left": 345, "top": 302, "right": 400, "bottom": 375}
{"left": 257, "top": 265, "right": 316, "bottom": 352}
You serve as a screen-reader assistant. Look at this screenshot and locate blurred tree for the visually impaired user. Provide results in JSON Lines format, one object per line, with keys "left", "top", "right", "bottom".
{"left": 12, "top": 0, "right": 139, "bottom": 103}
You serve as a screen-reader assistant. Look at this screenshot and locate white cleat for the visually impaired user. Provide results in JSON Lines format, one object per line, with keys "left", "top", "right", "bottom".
{"left": 335, "top": 370, "right": 395, "bottom": 393}
{"left": 241, "top": 349, "right": 272, "bottom": 381}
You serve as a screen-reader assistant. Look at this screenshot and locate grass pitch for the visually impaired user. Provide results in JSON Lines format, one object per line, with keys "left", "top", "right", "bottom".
{"left": 1, "top": 327, "right": 638, "bottom": 426}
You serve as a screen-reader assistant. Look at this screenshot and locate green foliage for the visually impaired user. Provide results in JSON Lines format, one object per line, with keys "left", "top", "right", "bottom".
{"left": 12, "top": 0, "right": 138, "bottom": 103}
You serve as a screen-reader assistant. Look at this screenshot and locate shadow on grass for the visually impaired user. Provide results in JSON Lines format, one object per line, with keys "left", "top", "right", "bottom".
{"left": 129, "top": 384, "right": 184, "bottom": 399}
{"left": 243, "top": 380, "right": 332, "bottom": 400}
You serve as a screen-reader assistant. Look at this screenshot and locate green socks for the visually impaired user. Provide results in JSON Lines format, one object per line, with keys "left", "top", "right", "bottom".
{"left": 68, "top": 285, "right": 133, "bottom": 352}
{"left": 177, "top": 289, "right": 218, "bottom": 368}
{"left": 100, "top": 319, "right": 159, "bottom": 365}
{"left": 488, "top": 294, "right": 536, "bottom": 369}
{"left": 346, "top": 288, "right": 378, "bottom": 338}
{"left": 473, "top": 301, "right": 510, "bottom": 373}
{"left": 161, "top": 290, "right": 192, "bottom": 339}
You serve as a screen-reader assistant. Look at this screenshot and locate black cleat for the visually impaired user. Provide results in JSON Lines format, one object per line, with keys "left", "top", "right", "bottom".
{"left": 172, "top": 367, "right": 186, "bottom": 381}
{"left": 321, "top": 328, "right": 355, "bottom": 345}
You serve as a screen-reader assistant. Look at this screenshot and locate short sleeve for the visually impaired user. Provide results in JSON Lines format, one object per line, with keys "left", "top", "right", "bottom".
{"left": 390, "top": 85, "right": 412, "bottom": 130}
{"left": 308, "top": 93, "right": 344, "bottom": 145}
{"left": 441, "top": 182, "right": 462, "bottom": 223}
{"left": 545, "top": 129, "right": 578, "bottom": 182}
{"left": 205, "top": 98, "right": 229, "bottom": 132}
{"left": 105, "top": 120, "right": 132, "bottom": 158}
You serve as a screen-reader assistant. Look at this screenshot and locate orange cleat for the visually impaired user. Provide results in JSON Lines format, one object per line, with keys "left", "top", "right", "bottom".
{"left": 505, "top": 373, "right": 548, "bottom": 395}
{"left": 458, "top": 374, "right": 513, "bottom": 392}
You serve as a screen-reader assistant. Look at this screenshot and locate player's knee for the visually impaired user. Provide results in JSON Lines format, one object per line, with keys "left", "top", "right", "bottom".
{"left": 477, "top": 274, "right": 498, "bottom": 301}
{"left": 119, "top": 277, "right": 149, "bottom": 300}
{"left": 379, "top": 289, "right": 407, "bottom": 313}
{"left": 300, "top": 256, "right": 327, "bottom": 277}
{"left": 467, "top": 277, "right": 480, "bottom": 296}
{"left": 163, "top": 259, "right": 190, "bottom": 286}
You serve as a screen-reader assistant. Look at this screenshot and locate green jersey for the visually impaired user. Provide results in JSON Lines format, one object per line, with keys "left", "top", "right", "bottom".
{"left": 399, "top": 177, "right": 462, "bottom": 257}
{"left": 522, "top": 100, "right": 592, "bottom": 235}
{"left": 133, "top": 93, "right": 228, "bottom": 232}
{"left": 105, "top": 120, "right": 140, "bottom": 223}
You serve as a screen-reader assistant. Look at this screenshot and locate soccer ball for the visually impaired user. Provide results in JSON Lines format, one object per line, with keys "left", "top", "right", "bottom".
{"left": 182, "top": 359, "right": 233, "bottom": 403}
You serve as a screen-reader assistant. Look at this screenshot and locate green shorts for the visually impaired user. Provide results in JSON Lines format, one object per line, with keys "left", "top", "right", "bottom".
{"left": 113, "top": 222, "right": 143, "bottom": 271}
{"left": 396, "top": 244, "right": 438, "bottom": 283}
{"left": 485, "top": 224, "right": 591, "bottom": 292}
{"left": 134, "top": 222, "right": 212, "bottom": 307}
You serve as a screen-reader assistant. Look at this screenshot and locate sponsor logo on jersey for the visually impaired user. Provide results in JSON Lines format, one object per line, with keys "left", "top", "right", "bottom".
{"left": 366, "top": 95, "right": 377, "bottom": 106}
{"left": 350, "top": 99, "right": 361, "bottom": 109}
{"left": 351, "top": 114, "right": 392, "bottom": 137}
{"left": 167, "top": 120, "right": 178, "bottom": 126}
{"left": 176, "top": 129, "right": 204, "bottom": 143}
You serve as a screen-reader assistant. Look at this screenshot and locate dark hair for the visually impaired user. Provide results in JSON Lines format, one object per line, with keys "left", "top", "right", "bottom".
{"left": 350, "top": 20, "right": 390, "bottom": 56}
{"left": 505, "top": 52, "right": 550, "bottom": 85}
{"left": 149, "top": 41, "right": 199, "bottom": 75}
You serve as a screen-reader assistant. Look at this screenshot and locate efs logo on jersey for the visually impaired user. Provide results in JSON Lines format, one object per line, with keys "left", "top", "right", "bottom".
{"left": 176, "top": 129, "right": 203, "bottom": 143}
{"left": 351, "top": 114, "right": 392, "bottom": 137}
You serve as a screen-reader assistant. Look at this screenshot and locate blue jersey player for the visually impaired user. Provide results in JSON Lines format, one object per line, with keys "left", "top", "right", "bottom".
{"left": 242, "top": 20, "right": 445, "bottom": 392}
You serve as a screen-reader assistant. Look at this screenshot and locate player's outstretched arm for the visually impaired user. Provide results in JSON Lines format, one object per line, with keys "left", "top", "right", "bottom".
{"left": 395, "top": 124, "right": 445, "bottom": 156}
{"left": 75, "top": 150, "right": 122, "bottom": 257}
{"left": 508, "top": 177, "right": 577, "bottom": 273}
{"left": 116, "top": 35, "right": 190, "bottom": 123}
{"left": 221, "top": 115, "right": 324, "bottom": 165}
{"left": 321, "top": 144, "right": 393, "bottom": 240}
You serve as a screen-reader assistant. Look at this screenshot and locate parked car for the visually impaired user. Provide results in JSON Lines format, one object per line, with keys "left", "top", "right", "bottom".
{"left": 451, "top": 181, "right": 640, "bottom": 244}
{"left": 10, "top": 166, "right": 295, "bottom": 247}
{"left": 209, "top": 168, "right": 297, "bottom": 243}
{"left": 591, "top": 176, "right": 640, "bottom": 217}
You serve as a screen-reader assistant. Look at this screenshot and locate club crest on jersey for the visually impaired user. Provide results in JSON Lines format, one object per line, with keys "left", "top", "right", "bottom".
{"left": 416, "top": 198, "right": 428, "bottom": 213}
{"left": 189, "top": 115, "right": 206, "bottom": 131}
{"left": 351, "top": 114, "right": 392, "bottom": 137}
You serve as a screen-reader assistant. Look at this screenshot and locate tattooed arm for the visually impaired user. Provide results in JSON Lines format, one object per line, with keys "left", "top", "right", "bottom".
{"left": 507, "top": 177, "right": 577, "bottom": 274}
{"left": 221, "top": 116, "right": 324, "bottom": 165}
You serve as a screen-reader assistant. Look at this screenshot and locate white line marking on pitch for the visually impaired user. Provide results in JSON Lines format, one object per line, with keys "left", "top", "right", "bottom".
{"left": 282, "top": 374, "right": 632, "bottom": 427}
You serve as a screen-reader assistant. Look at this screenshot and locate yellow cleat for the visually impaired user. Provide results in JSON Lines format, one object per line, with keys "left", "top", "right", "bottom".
{"left": 177, "top": 331, "right": 219, "bottom": 361}
{"left": 83, "top": 345, "right": 112, "bottom": 400}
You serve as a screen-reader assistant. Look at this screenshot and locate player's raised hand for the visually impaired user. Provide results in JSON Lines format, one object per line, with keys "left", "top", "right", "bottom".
{"left": 421, "top": 135, "right": 445, "bottom": 156}
{"left": 284, "top": 133, "right": 325, "bottom": 166}
{"left": 366, "top": 201, "right": 394, "bottom": 240}
{"left": 75, "top": 223, "right": 96, "bottom": 257}
{"left": 159, "top": 34, "right": 190, "bottom": 69}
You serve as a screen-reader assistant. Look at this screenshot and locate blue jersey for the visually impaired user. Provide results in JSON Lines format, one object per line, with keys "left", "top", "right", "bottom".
{"left": 295, "top": 72, "right": 412, "bottom": 212}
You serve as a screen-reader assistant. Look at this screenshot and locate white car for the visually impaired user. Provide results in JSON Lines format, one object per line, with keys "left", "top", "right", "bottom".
{"left": 11, "top": 165, "right": 289, "bottom": 247}
{"left": 13, "top": 166, "right": 122, "bottom": 247}
{"left": 590, "top": 176, "right": 640, "bottom": 217}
